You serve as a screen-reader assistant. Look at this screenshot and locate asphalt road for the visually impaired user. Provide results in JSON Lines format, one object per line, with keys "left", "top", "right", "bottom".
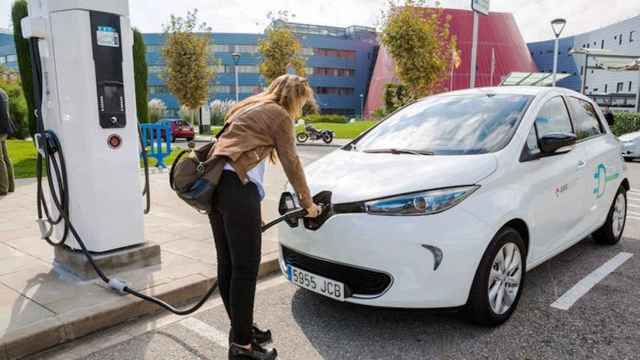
{"left": 30, "top": 157, "right": 640, "bottom": 360}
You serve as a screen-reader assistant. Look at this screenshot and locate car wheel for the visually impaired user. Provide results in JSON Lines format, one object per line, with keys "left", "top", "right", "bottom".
{"left": 593, "top": 186, "right": 627, "bottom": 245}
{"left": 467, "top": 227, "right": 526, "bottom": 326}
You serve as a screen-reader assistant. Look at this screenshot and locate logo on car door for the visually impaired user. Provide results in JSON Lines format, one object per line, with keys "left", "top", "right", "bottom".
{"left": 593, "top": 163, "right": 619, "bottom": 198}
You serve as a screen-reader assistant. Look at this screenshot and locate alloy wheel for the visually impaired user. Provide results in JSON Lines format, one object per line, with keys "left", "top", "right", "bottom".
{"left": 488, "top": 243, "right": 522, "bottom": 315}
{"left": 612, "top": 192, "right": 626, "bottom": 239}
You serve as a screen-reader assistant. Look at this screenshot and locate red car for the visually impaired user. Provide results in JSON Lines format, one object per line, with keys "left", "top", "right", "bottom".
{"left": 158, "top": 119, "right": 195, "bottom": 142}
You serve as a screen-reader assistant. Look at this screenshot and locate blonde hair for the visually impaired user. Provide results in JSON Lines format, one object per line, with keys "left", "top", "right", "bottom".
{"left": 225, "top": 74, "right": 316, "bottom": 122}
{"left": 224, "top": 74, "right": 317, "bottom": 162}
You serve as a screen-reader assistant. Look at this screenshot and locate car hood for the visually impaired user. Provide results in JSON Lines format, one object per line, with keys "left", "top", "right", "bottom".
{"left": 301, "top": 149, "right": 498, "bottom": 204}
{"left": 619, "top": 131, "right": 640, "bottom": 142}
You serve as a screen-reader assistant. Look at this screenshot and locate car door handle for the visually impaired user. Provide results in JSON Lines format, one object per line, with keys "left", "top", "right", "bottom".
{"left": 577, "top": 160, "right": 586, "bottom": 168}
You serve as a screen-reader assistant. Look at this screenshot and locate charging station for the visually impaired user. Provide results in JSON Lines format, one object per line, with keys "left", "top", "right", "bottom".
{"left": 22, "top": 0, "right": 144, "bottom": 253}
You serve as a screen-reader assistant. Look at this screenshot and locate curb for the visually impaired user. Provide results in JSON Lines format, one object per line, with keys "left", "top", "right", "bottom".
{"left": 1, "top": 254, "right": 282, "bottom": 360}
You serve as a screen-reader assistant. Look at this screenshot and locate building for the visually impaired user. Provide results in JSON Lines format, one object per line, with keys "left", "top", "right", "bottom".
{"left": 0, "top": 30, "right": 17, "bottom": 70}
{"left": 365, "top": 8, "right": 539, "bottom": 116}
{"left": 144, "top": 21, "right": 378, "bottom": 117}
{"left": 528, "top": 15, "right": 640, "bottom": 111}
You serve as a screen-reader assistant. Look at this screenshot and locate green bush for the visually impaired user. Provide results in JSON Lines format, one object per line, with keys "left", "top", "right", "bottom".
{"left": 610, "top": 112, "right": 640, "bottom": 136}
{"left": 133, "top": 29, "right": 149, "bottom": 123}
{"left": 302, "top": 114, "right": 347, "bottom": 124}
{"left": 0, "top": 80, "right": 29, "bottom": 139}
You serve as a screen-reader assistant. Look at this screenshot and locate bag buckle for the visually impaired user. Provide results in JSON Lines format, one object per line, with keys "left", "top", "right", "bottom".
{"left": 196, "top": 162, "right": 205, "bottom": 174}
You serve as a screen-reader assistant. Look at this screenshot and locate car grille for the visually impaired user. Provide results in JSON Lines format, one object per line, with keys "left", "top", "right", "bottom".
{"left": 282, "top": 246, "right": 392, "bottom": 297}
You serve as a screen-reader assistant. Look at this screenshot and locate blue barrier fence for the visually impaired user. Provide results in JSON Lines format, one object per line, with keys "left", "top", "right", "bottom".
{"left": 139, "top": 123, "right": 172, "bottom": 168}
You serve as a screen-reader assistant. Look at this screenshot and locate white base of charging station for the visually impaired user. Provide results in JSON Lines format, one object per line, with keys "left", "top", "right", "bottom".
{"left": 54, "top": 242, "right": 161, "bottom": 280}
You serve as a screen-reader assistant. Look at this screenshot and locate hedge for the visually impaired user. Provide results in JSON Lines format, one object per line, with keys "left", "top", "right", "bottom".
{"left": 301, "top": 114, "right": 348, "bottom": 124}
{"left": 133, "top": 29, "right": 149, "bottom": 123}
{"left": 610, "top": 112, "right": 640, "bottom": 136}
{"left": 11, "top": 0, "right": 35, "bottom": 137}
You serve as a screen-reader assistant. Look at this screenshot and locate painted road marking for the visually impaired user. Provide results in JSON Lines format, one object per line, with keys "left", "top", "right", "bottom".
{"left": 179, "top": 317, "right": 230, "bottom": 349}
{"left": 551, "top": 252, "right": 633, "bottom": 310}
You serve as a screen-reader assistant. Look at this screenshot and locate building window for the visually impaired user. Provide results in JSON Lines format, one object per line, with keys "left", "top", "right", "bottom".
{"left": 616, "top": 82, "right": 624, "bottom": 93}
{"left": 211, "top": 44, "right": 230, "bottom": 53}
{"left": 313, "top": 67, "right": 355, "bottom": 77}
{"left": 234, "top": 45, "right": 258, "bottom": 54}
{"left": 148, "top": 65, "right": 164, "bottom": 75}
{"left": 314, "top": 48, "right": 356, "bottom": 59}
{"left": 6, "top": 55, "right": 17, "bottom": 63}
{"left": 210, "top": 85, "right": 231, "bottom": 93}
{"left": 209, "top": 64, "right": 226, "bottom": 73}
{"left": 236, "top": 85, "right": 260, "bottom": 94}
{"left": 149, "top": 85, "right": 168, "bottom": 95}
{"left": 631, "top": 31, "right": 636, "bottom": 42}
{"left": 146, "top": 45, "right": 164, "bottom": 53}
{"left": 227, "top": 65, "right": 259, "bottom": 73}
{"left": 300, "top": 47, "right": 314, "bottom": 56}
{"left": 0, "top": 56, "right": 5, "bottom": 64}
{"left": 315, "top": 87, "right": 354, "bottom": 96}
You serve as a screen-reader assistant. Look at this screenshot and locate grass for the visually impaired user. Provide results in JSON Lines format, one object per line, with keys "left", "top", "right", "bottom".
{"left": 6, "top": 140, "right": 37, "bottom": 179}
{"left": 6, "top": 139, "right": 181, "bottom": 179}
{"left": 211, "top": 120, "right": 379, "bottom": 139}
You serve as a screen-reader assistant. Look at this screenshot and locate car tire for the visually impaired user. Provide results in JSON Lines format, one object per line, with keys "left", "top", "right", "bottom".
{"left": 593, "top": 186, "right": 627, "bottom": 245}
{"left": 467, "top": 227, "right": 526, "bottom": 326}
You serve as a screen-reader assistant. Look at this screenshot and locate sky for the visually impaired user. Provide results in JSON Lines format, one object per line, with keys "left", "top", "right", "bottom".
{"left": 1, "top": 0, "right": 639, "bottom": 42}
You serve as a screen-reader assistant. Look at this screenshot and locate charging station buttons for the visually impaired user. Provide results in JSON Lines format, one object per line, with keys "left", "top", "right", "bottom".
{"left": 107, "top": 134, "right": 122, "bottom": 149}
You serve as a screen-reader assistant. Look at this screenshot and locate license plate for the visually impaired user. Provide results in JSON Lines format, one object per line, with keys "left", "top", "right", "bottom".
{"left": 287, "top": 265, "right": 345, "bottom": 301}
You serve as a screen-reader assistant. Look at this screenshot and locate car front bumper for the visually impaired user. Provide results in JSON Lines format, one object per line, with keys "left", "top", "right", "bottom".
{"left": 277, "top": 206, "right": 494, "bottom": 308}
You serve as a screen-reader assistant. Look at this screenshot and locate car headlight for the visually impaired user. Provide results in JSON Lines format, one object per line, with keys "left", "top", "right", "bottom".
{"left": 364, "top": 186, "right": 480, "bottom": 216}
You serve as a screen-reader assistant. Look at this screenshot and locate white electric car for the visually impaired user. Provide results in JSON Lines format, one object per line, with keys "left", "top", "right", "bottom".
{"left": 278, "top": 86, "right": 629, "bottom": 325}
{"left": 620, "top": 130, "right": 640, "bottom": 161}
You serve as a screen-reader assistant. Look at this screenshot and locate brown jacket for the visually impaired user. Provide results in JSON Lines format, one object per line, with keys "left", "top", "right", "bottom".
{"left": 212, "top": 102, "right": 313, "bottom": 209}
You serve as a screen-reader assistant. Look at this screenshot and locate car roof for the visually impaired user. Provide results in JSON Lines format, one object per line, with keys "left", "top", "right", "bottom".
{"left": 434, "top": 86, "right": 588, "bottom": 99}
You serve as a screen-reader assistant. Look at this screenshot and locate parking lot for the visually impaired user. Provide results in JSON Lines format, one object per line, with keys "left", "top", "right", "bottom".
{"left": 30, "top": 159, "right": 640, "bottom": 360}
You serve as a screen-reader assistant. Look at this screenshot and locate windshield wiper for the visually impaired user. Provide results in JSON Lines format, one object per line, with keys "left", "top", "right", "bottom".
{"left": 362, "top": 148, "right": 434, "bottom": 155}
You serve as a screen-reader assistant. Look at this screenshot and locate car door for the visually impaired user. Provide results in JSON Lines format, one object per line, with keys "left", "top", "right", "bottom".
{"left": 566, "top": 96, "right": 623, "bottom": 232}
{"left": 520, "top": 96, "right": 587, "bottom": 261}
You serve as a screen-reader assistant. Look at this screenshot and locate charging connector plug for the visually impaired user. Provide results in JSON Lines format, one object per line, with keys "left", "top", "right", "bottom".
{"left": 109, "top": 278, "right": 128, "bottom": 295}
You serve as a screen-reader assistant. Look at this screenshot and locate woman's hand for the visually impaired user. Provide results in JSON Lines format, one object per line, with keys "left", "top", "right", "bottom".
{"left": 304, "top": 203, "right": 322, "bottom": 218}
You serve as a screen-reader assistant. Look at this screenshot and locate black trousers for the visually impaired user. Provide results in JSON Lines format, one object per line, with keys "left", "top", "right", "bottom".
{"left": 209, "top": 171, "right": 262, "bottom": 345}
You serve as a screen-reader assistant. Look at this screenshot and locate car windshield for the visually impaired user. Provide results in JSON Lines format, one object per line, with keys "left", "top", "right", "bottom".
{"left": 354, "top": 93, "right": 532, "bottom": 155}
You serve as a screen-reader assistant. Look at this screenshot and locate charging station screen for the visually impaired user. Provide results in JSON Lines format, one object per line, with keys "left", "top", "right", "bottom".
{"left": 96, "top": 26, "right": 120, "bottom": 47}
{"left": 103, "top": 85, "right": 123, "bottom": 113}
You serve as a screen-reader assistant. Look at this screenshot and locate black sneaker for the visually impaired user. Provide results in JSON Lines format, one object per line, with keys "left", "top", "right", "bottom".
{"left": 228, "top": 343, "right": 277, "bottom": 360}
{"left": 229, "top": 324, "right": 273, "bottom": 346}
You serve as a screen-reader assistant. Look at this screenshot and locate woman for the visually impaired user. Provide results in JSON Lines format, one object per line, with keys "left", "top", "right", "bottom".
{"left": 210, "top": 74, "right": 322, "bottom": 360}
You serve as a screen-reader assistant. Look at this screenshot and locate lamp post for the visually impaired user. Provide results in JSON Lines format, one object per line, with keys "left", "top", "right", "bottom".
{"left": 551, "top": 18, "right": 567, "bottom": 87}
{"left": 232, "top": 52, "right": 240, "bottom": 102}
{"left": 359, "top": 93, "right": 364, "bottom": 119}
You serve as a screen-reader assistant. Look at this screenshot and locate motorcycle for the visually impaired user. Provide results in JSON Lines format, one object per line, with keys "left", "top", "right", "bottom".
{"left": 296, "top": 124, "right": 335, "bottom": 144}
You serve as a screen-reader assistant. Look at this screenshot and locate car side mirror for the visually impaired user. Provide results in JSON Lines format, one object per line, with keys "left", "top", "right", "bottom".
{"left": 605, "top": 112, "right": 615, "bottom": 126}
{"left": 539, "top": 133, "right": 577, "bottom": 154}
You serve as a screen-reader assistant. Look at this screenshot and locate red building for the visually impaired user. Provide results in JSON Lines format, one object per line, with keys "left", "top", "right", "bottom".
{"left": 365, "top": 8, "right": 538, "bottom": 116}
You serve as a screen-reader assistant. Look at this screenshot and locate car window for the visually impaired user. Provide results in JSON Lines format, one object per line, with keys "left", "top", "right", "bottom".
{"left": 525, "top": 126, "right": 541, "bottom": 155}
{"left": 353, "top": 94, "right": 532, "bottom": 155}
{"left": 567, "top": 97, "right": 603, "bottom": 140}
{"left": 534, "top": 96, "right": 573, "bottom": 138}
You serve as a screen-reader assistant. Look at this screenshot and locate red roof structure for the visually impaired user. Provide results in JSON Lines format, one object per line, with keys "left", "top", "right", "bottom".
{"left": 365, "top": 8, "right": 538, "bottom": 116}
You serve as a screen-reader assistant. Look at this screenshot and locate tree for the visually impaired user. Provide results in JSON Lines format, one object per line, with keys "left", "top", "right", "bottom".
{"left": 380, "top": 0, "right": 457, "bottom": 101}
{"left": 133, "top": 29, "right": 149, "bottom": 123}
{"left": 258, "top": 20, "right": 306, "bottom": 84}
{"left": 148, "top": 98, "right": 167, "bottom": 122}
{"left": 11, "top": 0, "right": 36, "bottom": 136}
{"left": 161, "top": 9, "right": 214, "bottom": 118}
{"left": 384, "top": 83, "right": 410, "bottom": 113}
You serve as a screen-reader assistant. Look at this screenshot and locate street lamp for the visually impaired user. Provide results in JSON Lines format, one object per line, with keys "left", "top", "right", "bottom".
{"left": 232, "top": 52, "right": 241, "bottom": 102}
{"left": 551, "top": 18, "right": 567, "bottom": 87}
{"left": 359, "top": 93, "right": 364, "bottom": 119}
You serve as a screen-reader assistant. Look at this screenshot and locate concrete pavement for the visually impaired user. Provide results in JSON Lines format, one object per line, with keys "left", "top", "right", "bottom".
{"left": 0, "top": 146, "right": 335, "bottom": 359}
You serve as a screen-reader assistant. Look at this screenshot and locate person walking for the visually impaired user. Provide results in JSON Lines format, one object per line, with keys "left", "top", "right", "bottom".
{"left": 209, "top": 74, "right": 322, "bottom": 360}
{"left": 0, "top": 87, "right": 16, "bottom": 196}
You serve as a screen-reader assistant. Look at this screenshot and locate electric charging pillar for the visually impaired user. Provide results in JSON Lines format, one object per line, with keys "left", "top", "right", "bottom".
{"left": 21, "top": 0, "right": 145, "bottom": 255}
